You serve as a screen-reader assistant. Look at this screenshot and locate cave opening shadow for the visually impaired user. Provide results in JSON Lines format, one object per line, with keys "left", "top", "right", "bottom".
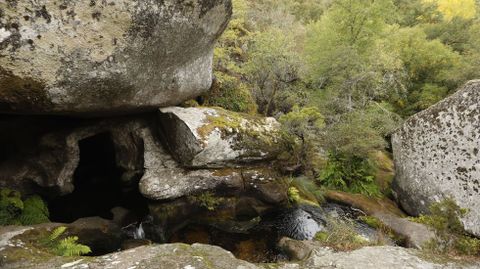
{"left": 49, "top": 132, "right": 148, "bottom": 224}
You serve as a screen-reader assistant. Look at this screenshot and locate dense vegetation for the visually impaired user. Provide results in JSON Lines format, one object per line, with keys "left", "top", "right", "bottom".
{"left": 204, "top": 0, "right": 480, "bottom": 196}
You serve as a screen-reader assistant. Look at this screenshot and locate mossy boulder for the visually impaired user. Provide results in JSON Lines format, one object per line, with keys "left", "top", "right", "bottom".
{"left": 158, "top": 106, "right": 281, "bottom": 168}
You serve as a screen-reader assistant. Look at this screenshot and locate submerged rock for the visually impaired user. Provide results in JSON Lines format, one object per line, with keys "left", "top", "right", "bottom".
{"left": 263, "top": 205, "right": 327, "bottom": 240}
{"left": 392, "top": 80, "right": 480, "bottom": 237}
{"left": 158, "top": 107, "right": 281, "bottom": 168}
{"left": 0, "top": 0, "right": 231, "bottom": 115}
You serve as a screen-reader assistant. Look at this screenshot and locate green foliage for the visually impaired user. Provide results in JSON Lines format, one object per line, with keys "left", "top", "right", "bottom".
{"left": 323, "top": 103, "right": 401, "bottom": 158}
{"left": 54, "top": 236, "right": 92, "bottom": 257}
{"left": 211, "top": 0, "right": 480, "bottom": 201}
{"left": 279, "top": 106, "right": 325, "bottom": 173}
{"left": 315, "top": 217, "right": 371, "bottom": 251}
{"left": 244, "top": 28, "right": 304, "bottom": 115}
{"left": 0, "top": 188, "right": 23, "bottom": 225}
{"left": 188, "top": 192, "right": 223, "bottom": 211}
{"left": 287, "top": 177, "right": 324, "bottom": 206}
{"left": 0, "top": 188, "right": 50, "bottom": 226}
{"left": 43, "top": 226, "right": 91, "bottom": 257}
{"left": 318, "top": 152, "right": 382, "bottom": 197}
{"left": 202, "top": 73, "right": 257, "bottom": 114}
{"left": 410, "top": 199, "right": 480, "bottom": 256}
{"left": 202, "top": 0, "right": 257, "bottom": 114}
{"left": 19, "top": 195, "right": 50, "bottom": 225}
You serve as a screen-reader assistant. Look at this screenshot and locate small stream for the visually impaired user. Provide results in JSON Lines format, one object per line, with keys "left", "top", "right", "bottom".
{"left": 119, "top": 202, "right": 387, "bottom": 263}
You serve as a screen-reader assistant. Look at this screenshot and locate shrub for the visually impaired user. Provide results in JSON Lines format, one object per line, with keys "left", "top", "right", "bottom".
{"left": 278, "top": 106, "right": 325, "bottom": 174}
{"left": 409, "top": 198, "right": 480, "bottom": 256}
{"left": 0, "top": 188, "right": 50, "bottom": 226}
{"left": 19, "top": 195, "right": 50, "bottom": 225}
{"left": 315, "top": 217, "right": 371, "bottom": 251}
{"left": 317, "top": 152, "right": 382, "bottom": 197}
{"left": 201, "top": 74, "right": 257, "bottom": 114}
{"left": 0, "top": 188, "right": 23, "bottom": 225}
{"left": 287, "top": 177, "right": 324, "bottom": 206}
{"left": 188, "top": 192, "right": 223, "bottom": 211}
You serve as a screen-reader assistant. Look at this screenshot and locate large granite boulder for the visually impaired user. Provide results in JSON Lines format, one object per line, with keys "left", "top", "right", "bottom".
{"left": 0, "top": 0, "right": 231, "bottom": 115}
{"left": 158, "top": 107, "right": 281, "bottom": 168}
{"left": 392, "top": 80, "right": 480, "bottom": 237}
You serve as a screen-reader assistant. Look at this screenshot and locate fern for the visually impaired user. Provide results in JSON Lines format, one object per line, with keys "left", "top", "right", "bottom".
{"left": 43, "top": 226, "right": 91, "bottom": 256}
{"left": 54, "top": 236, "right": 91, "bottom": 257}
{"left": 49, "top": 226, "right": 67, "bottom": 242}
{"left": 19, "top": 195, "right": 50, "bottom": 225}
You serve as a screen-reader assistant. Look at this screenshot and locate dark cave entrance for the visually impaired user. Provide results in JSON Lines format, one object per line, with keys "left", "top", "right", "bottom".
{"left": 48, "top": 132, "right": 148, "bottom": 224}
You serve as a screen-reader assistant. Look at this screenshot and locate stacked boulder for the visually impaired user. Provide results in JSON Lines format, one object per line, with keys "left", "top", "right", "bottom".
{"left": 0, "top": 0, "right": 291, "bottom": 243}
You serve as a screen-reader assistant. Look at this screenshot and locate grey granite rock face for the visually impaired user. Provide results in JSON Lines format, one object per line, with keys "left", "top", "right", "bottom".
{"left": 138, "top": 126, "right": 244, "bottom": 200}
{"left": 158, "top": 107, "right": 281, "bottom": 168}
{"left": 392, "top": 80, "right": 480, "bottom": 237}
{"left": 0, "top": 0, "right": 231, "bottom": 115}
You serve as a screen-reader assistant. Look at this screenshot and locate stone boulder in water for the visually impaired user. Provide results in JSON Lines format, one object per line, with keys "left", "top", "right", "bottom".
{"left": 0, "top": 0, "right": 231, "bottom": 115}
{"left": 265, "top": 205, "right": 327, "bottom": 240}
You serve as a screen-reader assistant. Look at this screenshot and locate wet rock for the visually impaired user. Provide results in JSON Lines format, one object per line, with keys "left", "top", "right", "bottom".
{"left": 277, "top": 237, "right": 323, "bottom": 260}
{"left": 0, "top": 0, "right": 232, "bottom": 115}
{"left": 264, "top": 205, "right": 327, "bottom": 240}
{"left": 120, "top": 239, "right": 152, "bottom": 250}
{"left": 158, "top": 107, "right": 281, "bottom": 168}
{"left": 110, "top": 207, "right": 137, "bottom": 227}
{"left": 67, "top": 217, "right": 126, "bottom": 255}
{"left": 326, "top": 191, "right": 436, "bottom": 249}
{"left": 392, "top": 80, "right": 480, "bottom": 237}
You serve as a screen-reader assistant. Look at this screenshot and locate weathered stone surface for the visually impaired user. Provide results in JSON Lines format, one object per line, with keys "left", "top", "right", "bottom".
{"left": 277, "top": 237, "right": 323, "bottom": 261}
{"left": 392, "top": 80, "right": 480, "bottom": 237}
{"left": 158, "top": 107, "right": 281, "bottom": 168}
{"left": 0, "top": 1, "right": 231, "bottom": 115}
{"left": 292, "top": 246, "right": 480, "bottom": 269}
{"left": 0, "top": 113, "right": 285, "bottom": 203}
{"left": 138, "top": 126, "right": 244, "bottom": 200}
{"left": 0, "top": 116, "right": 147, "bottom": 196}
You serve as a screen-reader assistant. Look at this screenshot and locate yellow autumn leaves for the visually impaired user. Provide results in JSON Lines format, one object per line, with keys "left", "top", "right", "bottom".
{"left": 424, "top": 0, "right": 477, "bottom": 21}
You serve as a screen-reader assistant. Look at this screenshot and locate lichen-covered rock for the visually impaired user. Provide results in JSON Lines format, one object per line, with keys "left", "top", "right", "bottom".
{"left": 392, "top": 80, "right": 480, "bottom": 237}
{"left": 293, "top": 246, "right": 480, "bottom": 269}
{"left": 158, "top": 107, "right": 281, "bottom": 168}
{"left": 138, "top": 126, "right": 244, "bottom": 200}
{"left": 139, "top": 125, "right": 287, "bottom": 201}
{"left": 0, "top": 0, "right": 231, "bottom": 115}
